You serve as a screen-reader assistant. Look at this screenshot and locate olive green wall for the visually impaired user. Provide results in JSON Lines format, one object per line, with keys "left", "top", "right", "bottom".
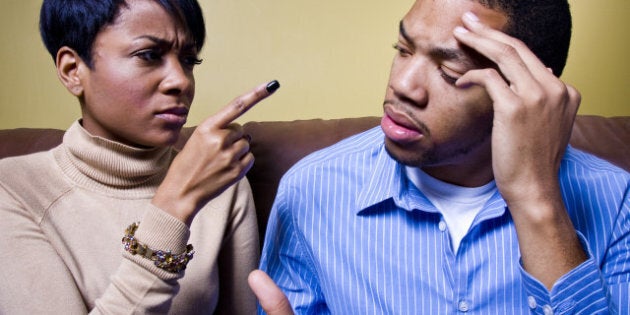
{"left": 1, "top": 0, "right": 627, "bottom": 129}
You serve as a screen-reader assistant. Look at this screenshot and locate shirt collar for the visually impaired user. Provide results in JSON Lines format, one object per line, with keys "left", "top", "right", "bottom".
{"left": 355, "top": 143, "right": 437, "bottom": 214}
{"left": 355, "top": 142, "right": 507, "bottom": 220}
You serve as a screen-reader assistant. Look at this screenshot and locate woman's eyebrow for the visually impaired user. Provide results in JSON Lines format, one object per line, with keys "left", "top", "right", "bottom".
{"left": 133, "top": 35, "right": 198, "bottom": 52}
{"left": 134, "top": 35, "right": 171, "bottom": 46}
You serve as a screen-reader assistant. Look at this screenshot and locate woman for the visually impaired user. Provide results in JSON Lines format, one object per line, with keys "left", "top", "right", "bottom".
{"left": 0, "top": 0, "right": 279, "bottom": 313}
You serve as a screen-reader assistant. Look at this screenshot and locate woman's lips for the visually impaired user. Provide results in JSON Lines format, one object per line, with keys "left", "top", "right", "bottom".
{"left": 381, "top": 113, "right": 423, "bottom": 144}
{"left": 156, "top": 107, "right": 188, "bottom": 125}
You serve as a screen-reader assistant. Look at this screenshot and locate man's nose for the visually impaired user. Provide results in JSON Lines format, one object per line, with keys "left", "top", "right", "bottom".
{"left": 389, "top": 58, "right": 429, "bottom": 107}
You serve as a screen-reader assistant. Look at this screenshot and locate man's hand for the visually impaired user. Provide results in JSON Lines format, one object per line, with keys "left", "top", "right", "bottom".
{"left": 453, "top": 12, "right": 585, "bottom": 289}
{"left": 454, "top": 12, "right": 580, "bottom": 204}
{"left": 153, "top": 80, "right": 279, "bottom": 226}
{"left": 248, "top": 270, "right": 294, "bottom": 315}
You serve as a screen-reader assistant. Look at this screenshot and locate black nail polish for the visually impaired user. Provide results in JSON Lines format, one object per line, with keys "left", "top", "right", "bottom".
{"left": 266, "top": 80, "right": 280, "bottom": 94}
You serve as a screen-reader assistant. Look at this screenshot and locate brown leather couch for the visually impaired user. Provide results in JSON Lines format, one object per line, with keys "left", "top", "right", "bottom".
{"left": 1, "top": 115, "right": 628, "bottom": 239}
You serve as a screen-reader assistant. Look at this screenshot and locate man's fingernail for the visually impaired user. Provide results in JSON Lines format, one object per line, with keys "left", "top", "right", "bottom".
{"left": 266, "top": 80, "right": 280, "bottom": 94}
{"left": 463, "top": 11, "right": 479, "bottom": 23}
{"left": 454, "top": 26, "right": 469, "bottom": 34}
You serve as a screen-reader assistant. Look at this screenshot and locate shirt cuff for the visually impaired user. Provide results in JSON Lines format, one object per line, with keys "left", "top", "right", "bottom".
{"left": 520, "top": 232, "right": 609, "bottom": 314}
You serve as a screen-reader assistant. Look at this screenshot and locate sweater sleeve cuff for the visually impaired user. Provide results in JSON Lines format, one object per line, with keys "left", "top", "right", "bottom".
{"left": 122, "top": 203, "right": 191, "bottom": 278}
{"left": 134, "top": 203, "right": 190, "bottom": 253}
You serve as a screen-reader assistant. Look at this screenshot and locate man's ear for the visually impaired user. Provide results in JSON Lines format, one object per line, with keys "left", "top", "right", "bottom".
{"left": 56, "top": 47, "right": 86, "bottom": 97}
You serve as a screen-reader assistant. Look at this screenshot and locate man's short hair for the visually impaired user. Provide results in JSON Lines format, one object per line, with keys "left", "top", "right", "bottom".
{"left": 475, "top": 0, "right": 572, "bottom": 76}
{"left": 40, "top": 0, "right": 206, "bottom": 67}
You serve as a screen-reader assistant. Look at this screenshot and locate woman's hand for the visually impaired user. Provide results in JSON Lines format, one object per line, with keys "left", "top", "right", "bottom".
{"left": 153, "top": 80, "right": 279, "bottom": 226}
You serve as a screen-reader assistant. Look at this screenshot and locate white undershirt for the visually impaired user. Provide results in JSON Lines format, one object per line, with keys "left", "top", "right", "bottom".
{"left": 406, "top": 167, "right": 497, "bottom": 253}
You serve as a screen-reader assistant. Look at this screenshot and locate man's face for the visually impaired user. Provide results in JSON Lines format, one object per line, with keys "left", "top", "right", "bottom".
{"left": 381, "top": 0, "right": 507, "bottom": 182}
{"left": 75, "top": 0, "right": 199, "bottom": 148}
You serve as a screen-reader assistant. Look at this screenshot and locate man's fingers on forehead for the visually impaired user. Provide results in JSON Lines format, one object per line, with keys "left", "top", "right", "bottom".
{"left": 455, "top": 24, "right": 509, "bottom": 61}
{"left": 454, "top": 27, "right": 521, "bottom": 80}
{"left": 458, "top": 12, "right": 546, "bottom": 73}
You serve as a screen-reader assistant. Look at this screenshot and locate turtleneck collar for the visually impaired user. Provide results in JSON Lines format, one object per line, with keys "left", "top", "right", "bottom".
{"left": 54, "top": 121, "right": 174, "bottom": 197}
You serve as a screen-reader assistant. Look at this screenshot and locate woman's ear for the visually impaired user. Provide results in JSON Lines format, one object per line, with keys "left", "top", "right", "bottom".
{"left": 56, "top": 47, "right": 86, "bottom": 97}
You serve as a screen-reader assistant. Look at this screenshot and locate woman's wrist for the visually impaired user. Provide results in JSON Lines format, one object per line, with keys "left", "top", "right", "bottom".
{"left": 152, "top": 185, "right": 199, "bottom": 226}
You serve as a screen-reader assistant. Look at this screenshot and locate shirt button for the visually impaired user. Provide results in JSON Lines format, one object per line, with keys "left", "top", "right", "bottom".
{"left": 527, "top": 296, "right": 537, "bottom": 309}
{"left": 438, "top": 221, "right": 447, "bottom": 232}
{"left": 458, "top": 300, "right": 469, "bottom": 312}
{"left": 542, "top": 305, "right": 554, "bottom": 315}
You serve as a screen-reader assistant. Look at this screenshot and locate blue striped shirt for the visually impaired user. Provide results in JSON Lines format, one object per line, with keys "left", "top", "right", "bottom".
{"left": 259, "top": 126, "right": 630, "bottom": 314}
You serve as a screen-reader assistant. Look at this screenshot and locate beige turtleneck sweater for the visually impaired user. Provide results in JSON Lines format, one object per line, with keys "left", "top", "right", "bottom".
{"left": 0, "top": 121, "right": 259, "bottom": 314}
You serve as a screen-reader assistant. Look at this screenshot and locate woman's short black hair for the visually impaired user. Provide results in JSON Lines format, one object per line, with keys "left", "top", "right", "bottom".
{"left": 40, "top": 0, "right": 205, "bottom": 67}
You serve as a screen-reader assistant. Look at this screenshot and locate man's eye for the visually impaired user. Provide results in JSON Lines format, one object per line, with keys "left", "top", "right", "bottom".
{"left": 439, "top": 65, "right": 462, "bottom": 85}
{"left": 392, "top": 43, "right": 411, "bottom": 56}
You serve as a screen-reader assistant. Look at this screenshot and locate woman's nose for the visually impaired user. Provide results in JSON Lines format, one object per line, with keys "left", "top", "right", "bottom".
{"left": 159, "top": 56, "right": 194, "bottom": 96}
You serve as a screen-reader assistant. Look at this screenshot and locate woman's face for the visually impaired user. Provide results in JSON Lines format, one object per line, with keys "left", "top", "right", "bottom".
{"left": 75, "top": 0, "right": 200, "bottom": 148}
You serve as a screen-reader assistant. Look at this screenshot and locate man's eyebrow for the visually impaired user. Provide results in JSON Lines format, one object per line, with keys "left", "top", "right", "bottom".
{"left": 430, "top": 47, "right": 478, "bottom": 69}
{"left": 399, "top": 20, "right": 480, "bottom": 70}
{"left": 399, "top": 20, "right": 413, "bottom": 46}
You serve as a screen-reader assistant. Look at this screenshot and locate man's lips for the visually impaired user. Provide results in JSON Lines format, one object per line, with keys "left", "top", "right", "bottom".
{"left": 381, "top": 105, "right": 424, "bottom": 144}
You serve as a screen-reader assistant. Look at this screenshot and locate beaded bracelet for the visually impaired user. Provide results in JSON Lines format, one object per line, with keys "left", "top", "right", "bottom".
{"left": 121, "top": 222, "right": 194, "bottom": 273}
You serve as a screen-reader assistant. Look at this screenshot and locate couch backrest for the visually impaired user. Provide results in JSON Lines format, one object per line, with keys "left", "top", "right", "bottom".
{"left": 1, "top": 115, "right": 628, "bottom": 238}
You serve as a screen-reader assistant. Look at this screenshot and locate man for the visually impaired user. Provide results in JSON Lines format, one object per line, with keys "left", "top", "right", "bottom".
{"left": 251, "top": 0, "right": 630, "bottom": 313}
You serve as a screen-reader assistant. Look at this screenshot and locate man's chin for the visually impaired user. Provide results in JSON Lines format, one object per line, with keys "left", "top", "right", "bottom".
{"left": 383, "top": 138, "right": 431, "bottom": 168}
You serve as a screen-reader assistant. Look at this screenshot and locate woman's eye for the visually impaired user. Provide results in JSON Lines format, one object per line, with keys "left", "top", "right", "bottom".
{"left": 136, "top": 50, "right": 162, "bottom": 62}
{"left": 182, "top": 56, "right": 203, "bottom": 67}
